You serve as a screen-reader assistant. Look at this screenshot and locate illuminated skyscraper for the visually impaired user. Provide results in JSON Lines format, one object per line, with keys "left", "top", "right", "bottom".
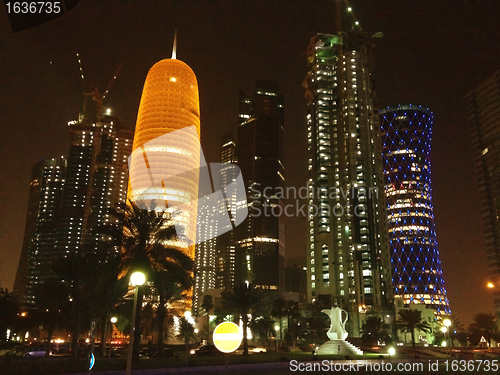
{"left": 14, "top": 157, "right": 66, "bottom": 306}
{"left": 215, "top": 133, "right": 238, "bottom": 291}
{"left": 380, "top": 105, "right": 450, "bottom": 315}
{"left": 56, "top": 115, "right": 132, "bottom": 255}
{"left": 466, "top": 70, "right": 500, "bottom": 316}
{"left": 128, "top": 55, "right": 201, "bottom": 257}
{"left": 14, "top": 112, "right": 132, "bottom": 306}
{"left": 304, "top": 29, "right": 392, "bottom": 335}
{"left": 193, "top": 133, "right": 238, "bottom": 314}
{"left": 236, "top": 81, "right": 285, "bottom": 301}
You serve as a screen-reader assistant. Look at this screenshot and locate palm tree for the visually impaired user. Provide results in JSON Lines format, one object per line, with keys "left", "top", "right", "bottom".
{"left": 201, "top": 294, "right": 214, "bottom": 344}
{"left": 33, "top": 279, "right": 72, "bottom": 355}
{"left": 361, "top": 315, "right": 389, "bottom": 344}
{"left": 396, "top": 309, "right": 431, "bottom": 348}
{"left": 468, "top": 313, "right": 498, "bottom": 347}
{"left": 286, "top": 301, "right": 301, "bottom": 346}
{"left": 106, "top": 201, "right": 194, "bottom": 361}
{"left": 177, "top": 316, "right": 196, "bottom": 365}
{"left": 250, "top": 317, "right": 275, "bottom": 350}
{"left": 271, "top": 298, "right": 287, "bottom": 345}
{"left": 437, "top": 315, "right": 464, "bottom": 348}
{"left": 50, "top": 250, "right": 106, "bottom": 359}
{"left": 0, "top": 289, "right": 18, "bottom": 341}
{"left": 221, "top": 283, "right": 261, "bottom": 356}
{"left": 154, "top": 281, "right": 190, "bottom": 355}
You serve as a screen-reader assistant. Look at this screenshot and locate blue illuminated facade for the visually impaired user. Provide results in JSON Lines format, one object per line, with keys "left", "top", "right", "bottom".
{"left": 380, "top": 105, "right": 450, "bottom": 314}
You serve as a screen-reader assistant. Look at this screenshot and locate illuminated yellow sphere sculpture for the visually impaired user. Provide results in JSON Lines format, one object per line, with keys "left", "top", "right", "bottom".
{"left": 129, "top": 58, "right": 201, "bottom": 258}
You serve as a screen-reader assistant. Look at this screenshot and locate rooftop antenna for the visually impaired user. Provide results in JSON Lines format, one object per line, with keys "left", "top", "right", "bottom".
{"left": 171, "top": 28, "right": 177, "bottom": 59}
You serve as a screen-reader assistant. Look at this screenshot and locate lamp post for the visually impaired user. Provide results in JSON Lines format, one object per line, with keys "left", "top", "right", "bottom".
{"left": 388, "top": 347, "right": 395, "bottom": 363}
{"left": 126, "top": 272, "right": 146, "bottom": 375}
{"left": 443, "top": 318, "right": 451, "bottom": 357}
{"left": 109, "top": 317, "right": 117, "bottom": 360}
{"left": 184, "top": 311, "right": 193, "bottom": 366}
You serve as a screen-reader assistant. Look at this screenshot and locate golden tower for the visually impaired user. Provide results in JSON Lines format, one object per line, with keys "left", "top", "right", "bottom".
{"left": 128, "top": 50, "right": 201, "bottom": 258}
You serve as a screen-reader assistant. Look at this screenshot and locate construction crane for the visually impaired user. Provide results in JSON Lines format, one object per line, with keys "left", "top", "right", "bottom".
{"left": 76, "top": 53, "right": 123, "bottom": 122}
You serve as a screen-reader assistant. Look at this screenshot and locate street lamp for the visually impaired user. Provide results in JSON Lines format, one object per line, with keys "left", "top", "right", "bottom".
{"left": 109, "top": 317, "right": 118, "bottom": 359}
{"left": 388, "top": 347, "right": 395, "bottom": 363}
{"left": 443, "top": 318, "right": 451, "bottom": 357}
{"left": 126, "top": 272, "right": 146, "bottom": 375}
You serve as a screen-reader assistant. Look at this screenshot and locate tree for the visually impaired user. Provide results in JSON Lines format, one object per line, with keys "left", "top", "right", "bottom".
{"left": 221, "top": 283, "right": 261, "bottom": 356}
{"left": 0, "top": 289, "right": 18, "bottom": 341}
{"left": 250, "top": 317, "right": 275, "bottom": 349}
{"left": 107, "top": 201, "right": 194, "bottom": 361}
{"left": 396, "top": 309, "right": 431, "bottom": 348}
{"left": 286, "top": 301, "right": 301, "bottom": 346}
{"left": 271, "top": 298, "right": 287, "bottom": 345}
{"left": 33, "top": 280, "right": 72, "bottom": 355}
{"left": 177, "top": 316, "right": 196, "bottom": 365}
{"left": 201, "top": 294, "right": 214, "bottom": 344}
{"left": 437, "top": 315, "right": 464, "bottom": 348}
{"left": 468, "top": 313, "right": 498, "bottom": 347}
{"left": 50, "top": 250, "right": 108, "bottom": 360}
{"left": 361, "top": 315, "right": 389, "bottom": 345}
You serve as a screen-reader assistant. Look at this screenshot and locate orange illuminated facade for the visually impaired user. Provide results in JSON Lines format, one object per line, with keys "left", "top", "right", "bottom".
{"left": 129, "top": 58, "right": 201, "bottom": 258}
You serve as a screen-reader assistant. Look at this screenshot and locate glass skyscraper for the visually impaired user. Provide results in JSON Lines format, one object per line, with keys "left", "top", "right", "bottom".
{"left": 466, "top": 70, "right": 500, "bottom": 316}
{"left": 14, "top": 157, "right": 67, "bottom": 306}
{"left": 305, "top": 31, "right": 392, "bottom": 336}
{"left": 380, "top": 105, "right": 450, "bottom": 315}
{"left": 193, "top": 133, "right": 237, "bottom": 313}
{"left": 236, "top": 81, "right": 285, "bottom": 299}
{"left": 15, "top": 113, "right": 132, "bottom": 306}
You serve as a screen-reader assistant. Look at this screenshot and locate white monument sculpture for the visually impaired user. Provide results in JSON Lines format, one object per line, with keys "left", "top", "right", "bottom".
{"left": 322, "top": 307, "right": 348, "bottom": 340}
{"left": 314, "top": 306, "right": 363, "bottom": 356}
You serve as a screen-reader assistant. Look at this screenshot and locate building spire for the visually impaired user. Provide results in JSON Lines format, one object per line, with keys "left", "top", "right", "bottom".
{"left": 171, "top": 28, "right": 177, "bottom": 59}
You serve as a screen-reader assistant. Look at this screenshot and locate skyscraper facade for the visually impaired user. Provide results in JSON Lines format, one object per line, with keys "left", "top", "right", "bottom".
{"left": 304, "top": 31, "right": 392, "bottom": 335}
{"left": 466, "top": 70, "right": 500, "bottom": 316}
{"left": 15, "top": 112, "right": 132, "bottom": 306}
{"left": 380, "top": 105, "right": 450, "bottom": 315}
{"left": 55, "top": 115, "right": 132, "bottom": 255}
{"left": 193, "top": 133, "right": 238, "bottom": 314}
{"left": 14, "top": 157, "right": 67, "bottom": 306}
{"left": 236, "top": 81, "right": 285, "bottom": 299}
{"left": 128, "top": 57, "right": 201, "bottom": 257}
{"left": 215, "top": 133, "right": 238, "bottom": 291}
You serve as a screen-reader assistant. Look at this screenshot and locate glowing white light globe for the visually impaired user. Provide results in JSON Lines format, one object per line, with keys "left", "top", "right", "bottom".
{"left": 130, "top": 272, "right": 146, "bottom": 286}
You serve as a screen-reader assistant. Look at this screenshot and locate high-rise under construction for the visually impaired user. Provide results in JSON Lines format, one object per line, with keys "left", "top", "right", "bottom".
{"left": 304, "top": 7, "right": 392, "bottom": 335}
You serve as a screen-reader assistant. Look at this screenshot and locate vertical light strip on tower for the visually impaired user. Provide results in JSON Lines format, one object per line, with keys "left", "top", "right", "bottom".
{"left": 380, "top": 105, "right": 450, "bottom": 314}
{"left": 128, "top": 56, "right": 201, "bottom": 257}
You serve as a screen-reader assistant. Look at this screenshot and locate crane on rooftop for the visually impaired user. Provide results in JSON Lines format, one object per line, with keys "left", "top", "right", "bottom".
{"left": 76, "top": 53, "right": 123, "bottom": 122}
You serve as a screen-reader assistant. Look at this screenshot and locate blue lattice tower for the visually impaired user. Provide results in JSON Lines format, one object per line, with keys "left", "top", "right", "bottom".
{"left": 380, "top": 105, "right": 450, "bottom": 314}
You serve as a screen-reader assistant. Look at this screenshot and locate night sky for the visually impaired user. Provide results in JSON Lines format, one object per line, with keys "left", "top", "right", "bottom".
{"left": 1, "top": 0, "right": 499, "bottom": 325}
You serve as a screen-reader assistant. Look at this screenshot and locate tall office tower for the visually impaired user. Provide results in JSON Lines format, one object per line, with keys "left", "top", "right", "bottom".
{"left": 235, "top": 81, "right": 285, "bottom": 302}
{"left": 215, "top": 133, "right": 238, "bottom": 290}
{"left": 466, "top": 70, "right": 500, "bottom": 316}
{"left": 304, "top": 31, "right": 392, "bottom": 335}
{"left": 14, "top": 157, "right": 67, "bottom": 306}
{"left": 193, "top": 202, "right": 217, "bottom": 314}
{"left": 55, "top": 115, "right": 133, "bottom": 255}
{"left": 193, "top": 133, "right": 238, "bottom": 314}
{"left": 380, "top": 105, "right": 450, "bottom": 315}
{"left": 128, "top": 56, "right": 201, "bottom": 259}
